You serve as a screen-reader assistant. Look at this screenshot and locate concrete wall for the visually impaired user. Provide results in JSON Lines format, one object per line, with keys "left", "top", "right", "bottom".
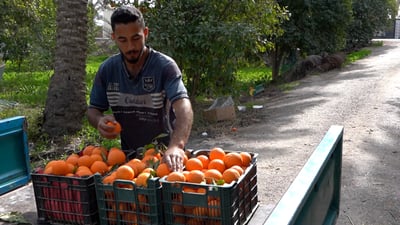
{"left": 395, "top": 19, "right": 400, "bottom": 39}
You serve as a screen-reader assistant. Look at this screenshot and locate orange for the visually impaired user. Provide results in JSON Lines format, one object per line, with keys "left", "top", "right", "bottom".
{"left": 186, "top": 170, "right": 205, "bottom": 183}
{"left": 90, "top": 154, "right": 104, "bottom": 162}
{"left": 193, "top": 206, "right": 208, "bottom": 217}
{"left": 116, "top": 165, "right": 135, "bottom": 180}
{"left": 143, "top": 148, "right": 157, "bottom": 156}
{"left": 82, "top": 145, "right": 96, "bottom": 156}
{"left": 223, "top": 152, "right": 242, "bottom": 168}
{"left": 172, "top": 205, "right": 185, "bottom": 224}
{"left": 196, "top": 155, "right": 210, "bottom": 169}
{"left": 222, "top": 168, "right": 240, "bottom": 184}
{"left": 208, "top": 159, "right": 225, "bottom": 174}
{"left": 103, "top": 171, "right": 117, "bottom": 184}
{"left": 166, "top": 171, "right": 186, "bottom": 182}
{"left": 204, "top": 169, "right": 223, "bottom": 184}
{"left": 91, "top": 160, "right": 109, "bottom": 175}
{"left": 66, "top": 163, "right": 76, "bottom": 174}
{"left": 106, "top": 121, "right": 122, "bottom": 134}
{"left": 185, "top": 158, "right": 203, "bottom": 171}
{"left": 183, "top": 186, "right": 197, "bottom": 193}
{"left": 183, "top": 154, "right": 188, "bottom": 165}
{"left": 240, "top": 152, "right": 252, "bottom": 167}
{"left": 126, "top": 159, "right": 146, "bottom": 175}
{"left": 47, "top": 160, "right": 69, "bottom": 176}
{"left": 209, "top": 147, "right": 225, "bottom": 160}
{"left": 135, "top": 172, "right": 151, "bottom": 187}
{"left": 182, "top": 170, "right": 190, "bottom": 180}
{"left": 107, "top": 148, "right": 126, "bottom": 166}
{"left": 77, "top": 155, "right": 95, "bottom": 168}
{"left": 141, "top": 155, "right": 159, "bottom": 166}
{"left": 230, "top": 165, "right": 244, "bottom": 175}
{"left": 66, "top": 153, "right": 79, "bottom": 166}
{"left": 75, "top": 166, "right": 93, "bottom": 177}
{"left": 197, "top": 188, "right": 206, "bottom": 194}
{"left": 208, "top": 199, "right": 221, "bottom": 217}
{"left": 92, "top": 146, "right": 108, "bottom": 158}
{"left": 156, "top": 163, "right": 171, "bottom": 178}
{"left": 142, "top": 167, "right": 155, "bottom": 175}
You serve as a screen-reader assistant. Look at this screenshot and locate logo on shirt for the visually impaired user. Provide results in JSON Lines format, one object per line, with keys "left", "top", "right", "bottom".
{"left": 143, "top": 76, "right": 155, "bottom": 92}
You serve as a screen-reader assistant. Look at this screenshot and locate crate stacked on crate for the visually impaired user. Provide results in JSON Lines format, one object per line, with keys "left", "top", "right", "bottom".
{"left": 94, "top": 147, "right": 167, "bottom": 225}
{"left": 94, "top": 175, "right": 163, "bottom": 225}
{"left": 31, "top": 145, "right": 126, "bottom": 225}
{"left": 160, "top": 148, "right": 259, "bottom": 225}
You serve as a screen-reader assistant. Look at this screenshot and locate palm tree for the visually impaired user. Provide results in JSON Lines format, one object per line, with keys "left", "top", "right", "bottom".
{"left": 42, "top": 0, "right": 88, "bottom": 138}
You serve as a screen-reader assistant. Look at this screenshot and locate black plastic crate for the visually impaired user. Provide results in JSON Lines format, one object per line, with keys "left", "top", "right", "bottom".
{"left": 31, "top": 172, "right": 99, "bottom": 225}
{"left": 94, "top": 174, "right": 163, "bottom": 225}
{"left": 160, "top": 151, "right": 258, "bottom": 225}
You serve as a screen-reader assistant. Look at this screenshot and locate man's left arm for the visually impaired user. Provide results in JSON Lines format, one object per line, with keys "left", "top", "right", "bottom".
{"left": 163, "top": 98, "right": 193, "bottom": 171}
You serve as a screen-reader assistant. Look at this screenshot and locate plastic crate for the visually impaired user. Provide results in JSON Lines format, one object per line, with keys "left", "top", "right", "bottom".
{"left": 31, "top": 172, "right": 99, "bottom": 225}
{"left": 0, "top": 116, "right": 31, "bottom": 195}
{"left": 161, "top": 150, "right": 258, "bottom": 225}
{"left": 94, "top": 174, "right": 163, "bottom": 225}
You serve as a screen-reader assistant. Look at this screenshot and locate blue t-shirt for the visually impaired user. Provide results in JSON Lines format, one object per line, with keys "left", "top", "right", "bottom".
{"left": 89, "top": 47, "right": 188, "bottom": 153}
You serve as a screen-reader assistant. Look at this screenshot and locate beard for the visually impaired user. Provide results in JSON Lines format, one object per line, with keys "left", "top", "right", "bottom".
{"left": 123, "top": 46, "right": 144, "bottom": 64}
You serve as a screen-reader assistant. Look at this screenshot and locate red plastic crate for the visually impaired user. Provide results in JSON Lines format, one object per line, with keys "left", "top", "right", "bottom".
{"left": 161, "top": 150, "right": 258, "bottom": 225}
{"left": 94, "top": 174, "right": 163, "bottom": 225}
{"left": 31, "top": 172, "right": 99, "bottom": 225}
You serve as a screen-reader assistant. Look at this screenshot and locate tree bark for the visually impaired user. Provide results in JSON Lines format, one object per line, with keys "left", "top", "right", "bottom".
{"left": 42, "top": 0, "right": 88, "bottom": 138}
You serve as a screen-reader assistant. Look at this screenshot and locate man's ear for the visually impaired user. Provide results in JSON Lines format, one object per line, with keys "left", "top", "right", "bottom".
{"left": 144, "top": 27, "right": 149, "bottom": 39}
{"left": 111, "top": 32, "right": 115, "bottom": 40}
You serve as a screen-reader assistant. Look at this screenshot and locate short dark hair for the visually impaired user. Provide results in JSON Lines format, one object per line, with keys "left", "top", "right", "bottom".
{"left": 111, "top": 6, "right": 145, "bottom": 31}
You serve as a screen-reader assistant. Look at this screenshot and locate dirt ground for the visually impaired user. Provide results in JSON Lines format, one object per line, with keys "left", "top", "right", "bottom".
{"left": 1, "top": 40, "right": 400, "bottom": 225}
{"left": 186, "top": 39, "right": 400, "bottom": 225}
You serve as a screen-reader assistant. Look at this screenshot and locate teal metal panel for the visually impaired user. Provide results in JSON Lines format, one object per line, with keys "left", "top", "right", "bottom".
{"left": 0, "top": 116, "right": 31, "bottom": 195}
{"left": 264, "top": 125, "right": 343, "bottom": 225}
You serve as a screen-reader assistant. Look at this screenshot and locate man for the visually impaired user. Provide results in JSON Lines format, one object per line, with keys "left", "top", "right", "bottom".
{"left": 87, "top": 6, "right": 193, "bottom": 172}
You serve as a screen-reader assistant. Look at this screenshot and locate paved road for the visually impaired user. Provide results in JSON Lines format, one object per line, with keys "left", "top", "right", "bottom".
{"left": 189, "top": 39, "right": 400, "bottom": 225}
{"left": 1, "top": 40, "right": 400, "bottom": 225}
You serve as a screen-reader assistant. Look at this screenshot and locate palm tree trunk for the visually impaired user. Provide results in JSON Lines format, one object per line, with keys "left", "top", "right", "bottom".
{"left": 42, "top": 0, "right": 88, "bottom": 138}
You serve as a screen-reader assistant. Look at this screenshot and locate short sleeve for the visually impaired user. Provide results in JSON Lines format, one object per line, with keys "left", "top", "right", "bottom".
{"left": 162, "top": 62, "right": 189, "bottom": 103}
{"left": 89, "top": 63, "right": 110, "bottom": 111}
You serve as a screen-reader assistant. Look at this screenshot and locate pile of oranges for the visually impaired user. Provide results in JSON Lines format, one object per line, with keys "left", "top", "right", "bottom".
{"left": 102, "top": 148, "right": 164, "bottom": 187}
{"left": 165, "top": 147, "right": 252, "bottom": 186}
{"left": 42, "top": 145, "right": 127, "bottom": 177}
{"left": 42, "top": 145, "right": 252, "bottom": 188}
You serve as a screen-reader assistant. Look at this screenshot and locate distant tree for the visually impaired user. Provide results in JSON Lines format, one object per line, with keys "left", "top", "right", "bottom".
{"left": 267, "top": 0, "right": 352, "bottom": 81}
{"left": 42, "top": 0, "right": 88, "bottom": 138}
{"left": 347, "top": 0, "right": 398, "bottom": 50}
{"left": 0, "top": 0, "right": 56, "bottom": 70}
{"left": 142, "top": 0, "right": 282, "bottom": 99}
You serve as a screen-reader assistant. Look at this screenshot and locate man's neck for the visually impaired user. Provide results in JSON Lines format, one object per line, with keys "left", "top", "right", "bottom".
{"left": 125, "top": 46, "right": 149, "bottom": 78}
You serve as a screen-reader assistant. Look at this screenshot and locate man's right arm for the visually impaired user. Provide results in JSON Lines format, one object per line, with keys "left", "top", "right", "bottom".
{"left": 87, "top": 107, "right": 119, "bottom": 139}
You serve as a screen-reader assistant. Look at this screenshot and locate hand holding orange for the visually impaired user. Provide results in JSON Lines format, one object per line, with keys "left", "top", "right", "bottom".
{"left": 106, "top": 121, "right": 122, "bottom": 134}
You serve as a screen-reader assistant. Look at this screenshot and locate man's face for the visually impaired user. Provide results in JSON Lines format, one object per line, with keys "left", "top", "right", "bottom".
{"left": 112, "top": 22, "right": 148, "bottom": 64}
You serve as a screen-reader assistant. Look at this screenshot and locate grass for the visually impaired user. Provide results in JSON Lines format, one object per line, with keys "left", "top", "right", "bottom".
{"left": 0, "top": 55, "right": 117, "bottom": 167}
{"left": 345, "top": 49, "right": 372, "bottom": 65}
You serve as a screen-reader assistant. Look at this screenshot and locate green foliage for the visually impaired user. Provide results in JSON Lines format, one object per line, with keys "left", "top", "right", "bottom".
{"left": 344, "top": 49, "right": 372, "bottom": 65}
{"left": 266, "top": 0, "right": 353, "bottom": 80}
{"left": 346, "top": 0, "right": 398, "bottom": 50}
{"left": 0, "top": 56, "right": 109, "bottom": 153}
{"left": 0, "top": 0, "right": 56, "bottom": 70}
{"left": 141, "top": 0, "right": 281, "bottom": 98}
{"left": 1, "top": 0, "right": 101, "bottom": 71}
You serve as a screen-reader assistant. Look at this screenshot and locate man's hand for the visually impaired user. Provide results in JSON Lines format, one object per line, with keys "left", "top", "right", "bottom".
{"left": 97, "top": 115, "right": 120, "bottom": 139}
{"left": 163, "top": 146, "right": 185, "bottom": 172}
